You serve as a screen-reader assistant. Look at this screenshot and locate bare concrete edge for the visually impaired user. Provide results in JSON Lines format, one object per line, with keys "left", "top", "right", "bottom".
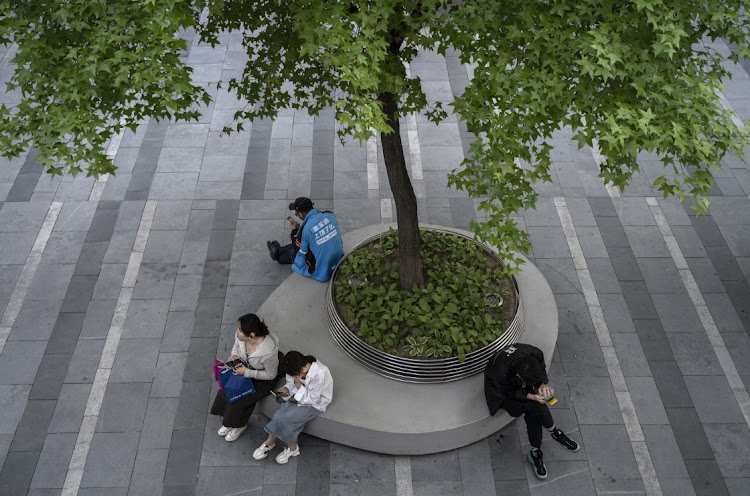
{"left": 257, "top": 223, "right": 558, "bottom": 455}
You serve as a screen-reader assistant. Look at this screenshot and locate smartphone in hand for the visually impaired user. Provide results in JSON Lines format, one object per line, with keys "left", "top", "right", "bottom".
{"left": 287, "top": 216, "right": 296, "bottom": 225}
{"left": 224, "top": 358, "right": 243, "bottom": 368}
{"left": 544, "top": 396, "right": 557, "bottom": 405}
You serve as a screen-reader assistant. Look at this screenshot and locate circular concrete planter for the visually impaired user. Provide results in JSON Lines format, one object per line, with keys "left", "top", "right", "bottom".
{"left": 256, "top": 224, "right": 558, "bottom": 455}
{"left": 326, "top": 227, "right": 524, "bottom": 383}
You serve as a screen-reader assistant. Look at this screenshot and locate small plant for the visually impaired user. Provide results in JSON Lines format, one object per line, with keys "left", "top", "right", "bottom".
{"left": 334, "top": 228, "right": 516, "bottom": 361}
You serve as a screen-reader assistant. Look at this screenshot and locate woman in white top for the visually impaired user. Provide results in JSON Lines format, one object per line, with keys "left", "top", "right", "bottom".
{"left": 253, "top": 350, "right": 333, "bottom": 464}
{"left": 210, "top": 314, "right": 280, "bottom": 442}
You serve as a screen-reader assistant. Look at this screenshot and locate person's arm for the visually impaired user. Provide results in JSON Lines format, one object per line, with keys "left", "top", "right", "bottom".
{"left": 293, "top": 224, "right": 310, "bottom": 268}
{"left": 245, "top": 352, "right": 279, "bottom": 380}
{"left": 230, "top": 337, "right": 241, "bottom": 360}
{"left": 284, "top": 375, "right": 298, "bottom": 395}
{"left": 294, "top": 372, "right": 325, "bottom": 406}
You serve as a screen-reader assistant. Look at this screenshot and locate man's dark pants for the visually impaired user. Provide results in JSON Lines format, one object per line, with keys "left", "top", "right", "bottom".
{"left": 274, "top": 244, "right": 294, "bottom": 264}
{"left": 502, "top": 398, "right": 555, "bottom": 449}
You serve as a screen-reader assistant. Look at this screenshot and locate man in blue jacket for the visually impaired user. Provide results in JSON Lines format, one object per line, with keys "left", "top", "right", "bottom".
{"left": 266, "top": 197, "right": 344, "bottom": 282}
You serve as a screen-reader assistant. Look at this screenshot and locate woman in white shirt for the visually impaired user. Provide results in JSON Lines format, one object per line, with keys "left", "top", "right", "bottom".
{"left": 210, "top": 314, "right": 280, "bottom": 442}
{"left": 252, "top": 350, "right": 333, "bottom": 464}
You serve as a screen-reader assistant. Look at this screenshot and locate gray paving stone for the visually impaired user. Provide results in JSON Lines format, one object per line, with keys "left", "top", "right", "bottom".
{"left": 48, "top": 383, "right": 91, "bottom": 433}
{"left": 580, "top": 425, "right": 640, "bottom": 479}
{"left": 59, "top": 274, "right": 97, "bottom": 313}
{"left": 522, "top": 199, "right": 561, "bottom": 227}
{"left": 104, "top": 230, "right": 137, "bottom": 264}
{"left": 686, "top": 257, "right": 726, "bottom": 293}
{"left": 54, "top": 202, "right": 98, "bottom": 232}
{"left": 114, "top": 201, "right": 145, "bottom": 232}
{"left": 0, "top": 341, "right": 46, "bottom": 385}
{"left": 607, "top": 246, "right": 643, "bottom": 282}
{"left": 624, "top": 226, "right": 671, "bottom": 257}
{"left": 535, "top": 258, "right": 582, "bottom": 294}
{"left": 161, "top": 311, "right": 195, "bottom": 353}
{"left": 649, "top": 361, "right": 694, "bottom": 409}
{"left": 596, "top": 217, "right": 631, "bottom": 248}
{"left": 97, "top": 382, "right": 150, "bottom": 433}
{"left": 199, "top": 415, "right": 265, "bottom": 467}
{"left": 74, "top": 242, "right": 109, "bottom": 276}
{"left": 412, "top": 450, "right": 461, "bottom": 481}
{"left": 0, "top": 451, "right": 39, "bottom": 496}
{"left": 41, "top": 231, "right": 87, "bottom": 264}
{"left": 29, "top": 352, "right": 71, "bottom": 400}
{"left": 574, "top": 226, "right": 608, "bottom": 258}
{"left": 657, "top": 197, "right": 692, "bottom": 226}
{"left": 671, "top": 225, "right": 708, "bottom": 258}
{"left": 725, "top": 478, "right": 750, "bottom": 496}
{"left": 85, "top": 209, "right": 118, "bottom": 242}
{"left": 413, "top": 481, "right": 464, "bottom": 496}
{"left": 612, "top": 197, "right": 656, "bottom": 225}
{"left": 651, "top": 293, "right": 703, "bottom": 333}
{"left": 80, "top": 432, "right": 140, "bottom": 488}
{"left": 684, "top": 376, "right": 745, "bottom": 424}
{"left": 703, "top": 424, "right": 750, "bottom": 479}
{"left": 29, "top": 433, "right": 77, "bottom": 489}
{"left": 568, "top": 376, "right": 623, "bottom": 424}
{"left": 63, "top": 338, "right": 105, "bottom": 383}
{"left": 149, "top": 173, "right": 199, "bottom": 200}
{"left": 666, "top": 332, "right": 724, "bottom": 376}
{"left": 151, "top": 352, "right": 188, "bottom": 398}
{"left": 92, "top": 264, "right": 127, "bottom": 300}
{"left": 592, "top": 478, "right": 645, "bottom": 496}
{"left": 223, "top": 286, "right": 275, "bottom": 324}
{"left": 9, "top": 299, "right": 63, "bottom": 341}
{"left": 527, "top": 227, "right": 570, "bottom": 259}
{"left": 330, "top": 444, "right": 395, "bottom": 483}
{"left": 554, "top": 293, "right": 594, "bottom": 334}
{"left": 665, "top": 408, "right": 716, "bottom": 460}
{"left": 625, "top": 376, "right": 669, "bottom": 424}
{"left": 25, "top": 263, "right": 75, "bottom": 301}
{"left": 143, "top": 232, "right": 187, "bottom": 264}
{"left": 586, "top": 257, "right": 621, "bottom": 294}
{"left": 238, "top": 200, "right": 288, "bottom": 220}
{"left": 109, "top": 339, "right": 161, "bottom": 383}
{"left": 493, "top": 480, "right": 529, "bottom": 496}
{"left": 128, "top": 448, "right": 169, "bottom": 496}
{"left": 611, "top": 333, "right": 651, "bottom": 376}
{"left": 684, "top": 460, "right": 730, "bottom": 496}
{"left": 637, "top": 258, "right": 685, "bottom": 294}
{"left": 173, "top": 381, "right": 212, "bottom": 431}
{"left": 621, "top": 282, "right": 657, "bottom": 319}
{"left": 706, "top": 246, "right": 745, "bottom": 281}
{"left": 9, "top": 399, "right": 56, "bottom": 452}
{"left": 228, "top": 250, "right": 285, "bottom": 286}
{"left": 598, "top": 294, "right": 636, "bottom": 334}
{"left": 139, "top": 398, "right": 180, "bottom": 450}
{"left": 164, "top": 429, "right": 204, "bottom": 486}
{"left": 706, "top": 196, "right": 750, "bottom": 225}
{"left": 0, "top": 201, "right": 50, "bottom": 232}
{"left": 0, "top": 231, "right": 37, "bottom": 265}
{"left": 556, "top": 332, "right": 608, "bottom": 377}
{"left": 525, "top": 460, "right": 595, "bottom": 496}
{"left": 123, "top": 299, "right": 170, "bottom": 339}
{"left": 80, "top": 299, "right": 117, "bottom": 339}
{"left": 47, "top": 313, "right": 86, "bottom": 354}
{"left": 192, "top": 298, "right": 225, "bottom": 337}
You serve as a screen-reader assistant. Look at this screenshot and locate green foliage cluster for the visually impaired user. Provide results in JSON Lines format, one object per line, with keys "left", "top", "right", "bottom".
{"left": 334, "top": 229, "right": 512, "bottom": 362}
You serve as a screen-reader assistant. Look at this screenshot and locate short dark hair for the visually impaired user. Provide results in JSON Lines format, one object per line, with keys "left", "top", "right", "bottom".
{"left": 281, "top": 350, "right": 316, "bottom": 376}
{"left": 237, "top": 313, "right": 269, "bottom": 338}
{"left": 515, "top": 355, "right": 544, "bottom": 386}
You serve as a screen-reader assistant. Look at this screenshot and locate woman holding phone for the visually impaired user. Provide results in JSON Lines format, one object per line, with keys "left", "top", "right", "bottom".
{"left": 252, "top": 351, "right": 333, "bottom": 464}
{"left": 210, "top": 313, "right": 280, "bottom": 442}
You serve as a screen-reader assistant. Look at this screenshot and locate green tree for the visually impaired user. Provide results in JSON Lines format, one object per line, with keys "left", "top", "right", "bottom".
{"left": 1, "top": 0, "right": 749, "bottom": 289}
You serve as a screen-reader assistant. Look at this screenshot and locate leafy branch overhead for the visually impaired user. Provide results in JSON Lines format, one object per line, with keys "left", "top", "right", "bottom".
{"left": 1, "top": 0, "right": 749, "bottom": 270}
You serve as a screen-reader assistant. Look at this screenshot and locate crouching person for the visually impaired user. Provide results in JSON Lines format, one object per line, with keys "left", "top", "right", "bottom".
{"left": 253, "top": 351, "right": 333, "bottom": 464}
{"left": 484, "top": 343, "right": 579, "bottom": 480}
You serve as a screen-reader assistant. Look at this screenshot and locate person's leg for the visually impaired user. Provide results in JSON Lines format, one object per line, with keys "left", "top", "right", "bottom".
{"left": 276, "top": 243, "right": 294, "bottom": 264}
{"left": 525, "top": 401, "right": 579, "bottom": 452}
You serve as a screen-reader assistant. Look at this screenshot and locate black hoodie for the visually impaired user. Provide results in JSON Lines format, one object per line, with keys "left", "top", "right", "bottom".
{"left": 484, "top": 343, "right": 548, "bottom": 416}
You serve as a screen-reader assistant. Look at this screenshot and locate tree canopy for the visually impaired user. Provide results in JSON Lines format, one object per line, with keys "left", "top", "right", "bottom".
{"left": 1, "top": 0, "right": 749, "bottom": 272}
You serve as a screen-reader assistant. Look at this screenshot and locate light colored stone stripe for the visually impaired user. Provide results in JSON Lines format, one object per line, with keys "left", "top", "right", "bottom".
{"left": 646, "top": 197, "right": 750, "bottom": 429}
{"left": 0, "top": 43, "right": 17, "bottom": 76}
{"left": 394, "top": 456, "right": 414, "bottom": 496}
{"left": 61, "top": 199, "right": 157, "bottom": 496}
{"left": 554, "top": 197, "right": 662, "bottom": 496}
{"left": 380, "top": 199, "right": 393, "bottom": 222}
{"left": 0, "top": 201, "right": 63, "bottom": 355}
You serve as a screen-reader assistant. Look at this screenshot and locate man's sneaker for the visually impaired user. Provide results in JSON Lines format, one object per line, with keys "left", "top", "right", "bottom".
{"left": 224, "top": 425, "right": 247, "bottom": 442}
{"left": 275, "top": 446, "right": 300, "bottom": 464}
{"left": 552, "top": 431, "right": 580, "bottom": 452}
{"left": 527, "top": 450, "right": 547, "bottom": 480}
{"left": 217, "top": 425, "right": 232, "bottom": 437}
{"left": 252, "top": 442, "right": 276, "bottom": 460}
{"left": 266, "top": 241, "right": 279, "bottom": 261}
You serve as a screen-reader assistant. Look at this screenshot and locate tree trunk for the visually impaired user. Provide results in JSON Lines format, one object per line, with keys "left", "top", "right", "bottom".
{"left": 378, "top": 91, "right": 425, "bottom": 289}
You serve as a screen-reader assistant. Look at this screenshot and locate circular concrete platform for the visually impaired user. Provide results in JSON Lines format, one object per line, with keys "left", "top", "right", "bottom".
{"left": 257, "top": 224, "right": 558, "bottom": 455}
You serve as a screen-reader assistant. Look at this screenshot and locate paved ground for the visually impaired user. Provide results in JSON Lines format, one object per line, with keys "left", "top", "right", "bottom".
{"left": 0, "top": 31, "right": 749, "bottom": 496}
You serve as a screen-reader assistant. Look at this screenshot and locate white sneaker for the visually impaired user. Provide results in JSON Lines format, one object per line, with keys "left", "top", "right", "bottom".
{"left": 275, "top": 446, "right": 300, "bottom": 464}
{"left": 253, "top": 442, "right": 276, "bottom": 460}
{"left": 217, "top": 425, "right": 232, "bottom": 437}
{"left": 224, "top": 425, "right": 247, "bottom": 442}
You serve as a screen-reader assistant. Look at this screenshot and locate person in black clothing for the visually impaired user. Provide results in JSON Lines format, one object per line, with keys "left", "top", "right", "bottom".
{"left": 484, "top": 343, "right": 580, "bottom": 480}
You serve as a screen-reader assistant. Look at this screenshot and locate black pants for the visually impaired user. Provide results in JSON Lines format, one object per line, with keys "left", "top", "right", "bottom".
{"left": 502, "top": 399, "right": 555, "bottom": 449}
{"left": 210, "top": 378, "right": 277, "bottom": 428}
{"left": 275, "top": 244, "right": 294, "bottom": 264}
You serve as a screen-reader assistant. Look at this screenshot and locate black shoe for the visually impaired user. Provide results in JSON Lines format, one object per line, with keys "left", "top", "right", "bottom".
{"left": 552, "top": 430, "right": 580, "bottom": 452}
{"left": 527, "top": 450, "right": 547, "bottom": 480}
{"left": 267, "top": 240, "right": 279, "bottom": 261}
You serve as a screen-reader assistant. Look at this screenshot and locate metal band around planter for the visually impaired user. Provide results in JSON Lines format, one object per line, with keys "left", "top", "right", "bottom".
{"left": 326, "top": 228, "right": 524, "bottom": 383}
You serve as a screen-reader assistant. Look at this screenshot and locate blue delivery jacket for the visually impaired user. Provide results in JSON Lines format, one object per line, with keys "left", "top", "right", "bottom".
{"left": 292, "top": 209, "right": 344, "bottom": 282}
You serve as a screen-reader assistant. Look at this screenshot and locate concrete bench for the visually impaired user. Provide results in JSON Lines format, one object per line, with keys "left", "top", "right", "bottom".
{"left": 257, "top": 224, "right": 558, "bottom": 455}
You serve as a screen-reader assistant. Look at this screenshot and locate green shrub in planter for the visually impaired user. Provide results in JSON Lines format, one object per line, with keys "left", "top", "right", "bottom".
{"left": 333, "top": 228, "right": 516, "bottom": 362}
